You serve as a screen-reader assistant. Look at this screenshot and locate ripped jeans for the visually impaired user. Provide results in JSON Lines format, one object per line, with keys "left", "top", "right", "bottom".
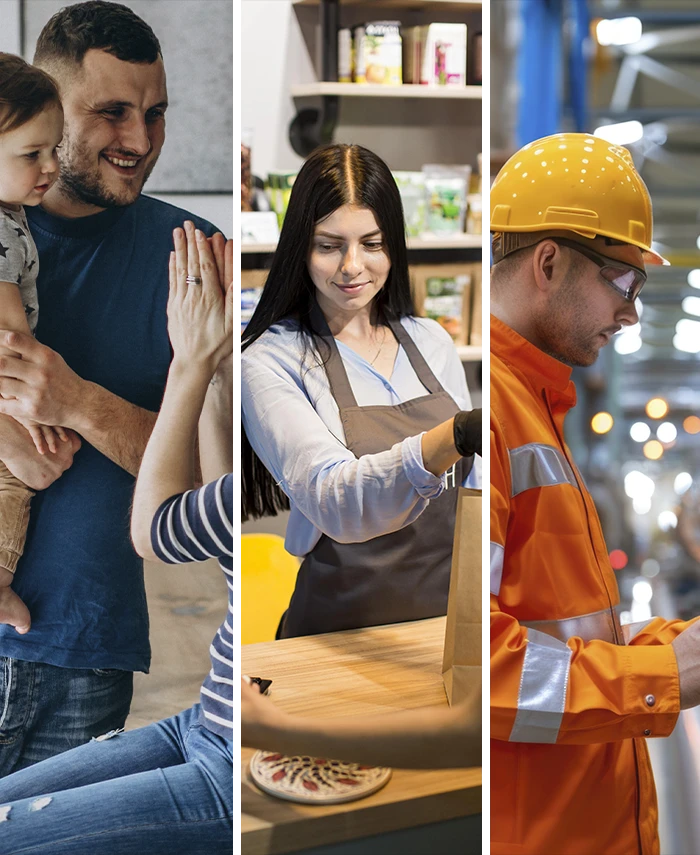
{"left": 0, "top": 658, "right": 133, "bottom": 776}
{"left": 0, "top": 704, "right": 233, "bottom": 854}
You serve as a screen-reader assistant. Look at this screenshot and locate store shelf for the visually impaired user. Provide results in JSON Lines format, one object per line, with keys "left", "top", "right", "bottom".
{"left": 241, "top": 243, "right": 278, "bottom": 255}
{"left": 294, "top": 0, "right": 481, "bottom": 9}
{"left": 456, "top": 345, "right": 481, "bottom": 362}
{"left": 291, "top": 82, "right": 482, "bottom": 100}
{"left": 242, "top": 235, "right": 481, "bottom": 255}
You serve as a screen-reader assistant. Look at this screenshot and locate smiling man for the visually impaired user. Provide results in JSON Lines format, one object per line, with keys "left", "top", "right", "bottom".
{"left": 490, "top": 133, "right": 700, "bottom": 855}
{"left": 0, "top": 1, "right": 221, "bottom": 775}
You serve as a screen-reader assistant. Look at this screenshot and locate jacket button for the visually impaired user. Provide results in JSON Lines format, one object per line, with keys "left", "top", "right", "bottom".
{"left": 644, "top": 729, "right": 651, "bottom": 736}
{"left": 645, "top": 694, "right": 655, "bottom": 707}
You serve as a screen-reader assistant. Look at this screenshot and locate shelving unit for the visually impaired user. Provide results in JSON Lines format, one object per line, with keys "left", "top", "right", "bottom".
{"left": 456, "top": 345, "right": 482, "bottom": 362}
{"left": 290, "top": 82, "right": 482, "bottom": 99}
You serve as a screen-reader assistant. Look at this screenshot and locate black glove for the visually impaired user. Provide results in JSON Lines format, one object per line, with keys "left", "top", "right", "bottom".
{"left": 454, "top": 409, "right": 482, "bottom": 458}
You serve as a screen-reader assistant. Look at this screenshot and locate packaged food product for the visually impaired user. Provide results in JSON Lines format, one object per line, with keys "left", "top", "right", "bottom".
{"left": 422, "top": 164, "right": 471, "bottom": 235}
{"left": 403, "top": 24, "right": 467, "bottom": 86}
{"left": 393, "top": 171, "right": 426, "bottom": 237}
{"left": 353, "top": 26, "right": 365, "bottom": 83}
{"left": 338, "top": 28, "right": 352, "bottom": 83}
{"left": 471, "top": 32, "right": 482, "bottom": 85}
{"left": 355, "top": 21, "right": 402, "bottom": 86}
{"left": 267, "top": 171, "right": 297, "bottom": 229}
{"left": 410, "top": 265, "right": 472, "bottom": 344}
{"left": 466, "top": 194, "right": 482, "bottom": 234}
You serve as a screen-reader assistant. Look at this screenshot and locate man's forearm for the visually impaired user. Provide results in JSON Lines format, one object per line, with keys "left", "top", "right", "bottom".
{"left": 72, "top": 381, "right": 157, "bottom": 476}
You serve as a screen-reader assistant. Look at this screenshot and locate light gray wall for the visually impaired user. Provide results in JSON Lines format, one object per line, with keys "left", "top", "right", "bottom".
{"left": 0, "top": 0, "right": 21, "bottom": 52}
{"left": 23, "top": 0, "right": 233, "bottom": 196}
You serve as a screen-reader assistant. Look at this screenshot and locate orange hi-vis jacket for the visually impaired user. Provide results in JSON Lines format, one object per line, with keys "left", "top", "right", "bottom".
{"left": 490, "top": 315, "right": 690, "bottom": 855}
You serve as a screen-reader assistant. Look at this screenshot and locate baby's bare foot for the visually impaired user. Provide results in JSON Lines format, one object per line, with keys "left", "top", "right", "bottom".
{"left": 0, "top": 585, "right": 30, "bottom": 633}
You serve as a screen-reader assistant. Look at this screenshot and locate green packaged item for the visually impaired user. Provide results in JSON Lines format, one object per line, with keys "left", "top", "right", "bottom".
{"left": 424, "top": 273, "right": 470, "bottom": 340}
{"left": 423, "top": 164, "right": 471, "bottom": 235}
{"left": 267, "top": 171, "right": 297, "bottom": 229}
{"left": 393, "top": 171, "right": 426, "bottom": 237}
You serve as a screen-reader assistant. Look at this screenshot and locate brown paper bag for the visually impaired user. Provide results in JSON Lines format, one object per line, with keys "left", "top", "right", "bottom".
{"left": 442, "top": 487, "right": 482, "bottom": 705}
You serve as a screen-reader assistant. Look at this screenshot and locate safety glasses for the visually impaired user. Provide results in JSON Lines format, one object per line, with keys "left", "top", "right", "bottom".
{"left": 553, "top": 238, "right": 647, "bottom": 303}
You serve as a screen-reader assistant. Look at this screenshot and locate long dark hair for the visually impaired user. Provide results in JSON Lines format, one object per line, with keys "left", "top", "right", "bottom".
{"left": 242, "top": 143, "right": 415, "bottom": 522}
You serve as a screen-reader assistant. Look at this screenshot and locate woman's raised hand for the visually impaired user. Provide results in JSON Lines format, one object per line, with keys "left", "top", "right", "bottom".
{"left": 167, "top": 220, "right": 233, "bottom": 374}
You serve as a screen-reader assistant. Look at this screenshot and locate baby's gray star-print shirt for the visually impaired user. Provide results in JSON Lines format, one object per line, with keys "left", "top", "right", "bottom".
{"left": 0, "top": 205, "right": 39, "bottom": 333}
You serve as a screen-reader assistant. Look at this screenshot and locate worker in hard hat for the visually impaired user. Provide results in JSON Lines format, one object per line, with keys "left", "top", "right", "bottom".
{"left": 490, "top": 132, "right": 700, "bottom": 855}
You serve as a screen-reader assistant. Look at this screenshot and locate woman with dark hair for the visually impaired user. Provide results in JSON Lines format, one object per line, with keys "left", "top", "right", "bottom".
{"left": 242, "top": 143, "right": 481, "bottom": 638}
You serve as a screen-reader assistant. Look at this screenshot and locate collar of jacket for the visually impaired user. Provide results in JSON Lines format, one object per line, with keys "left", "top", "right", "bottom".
{"left": 490, "top": 314, "right": 577, "bottom": 409}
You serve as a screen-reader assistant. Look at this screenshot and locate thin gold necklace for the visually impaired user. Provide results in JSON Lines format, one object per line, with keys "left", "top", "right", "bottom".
{"left": 369, "top": 324, "right": 387, "bottom": 366}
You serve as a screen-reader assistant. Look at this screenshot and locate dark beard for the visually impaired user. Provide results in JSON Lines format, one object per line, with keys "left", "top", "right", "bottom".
{"left": 57, "top": 151, "right": 156, "bottom": 210}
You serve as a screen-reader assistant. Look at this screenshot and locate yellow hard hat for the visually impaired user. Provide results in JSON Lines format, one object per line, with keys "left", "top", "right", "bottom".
{"left": 491, "top": 132, "right": 668, "bottom": 266}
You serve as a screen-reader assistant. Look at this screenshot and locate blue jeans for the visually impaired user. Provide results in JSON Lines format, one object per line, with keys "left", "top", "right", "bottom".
{"left": 0, "top": 704, "right": 233, "bottom": 853}
{"left": 0, "top": 658, "right": 133, "bottom": 776}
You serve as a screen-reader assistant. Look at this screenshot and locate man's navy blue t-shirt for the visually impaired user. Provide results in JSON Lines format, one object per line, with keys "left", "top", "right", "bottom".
{"left": 0, "top": 195, "right": 217, "bottom": 672}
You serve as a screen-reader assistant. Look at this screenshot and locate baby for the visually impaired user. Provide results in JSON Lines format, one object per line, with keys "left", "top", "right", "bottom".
{"left": 0, "top": 53, "right": 68, "bottom": 633}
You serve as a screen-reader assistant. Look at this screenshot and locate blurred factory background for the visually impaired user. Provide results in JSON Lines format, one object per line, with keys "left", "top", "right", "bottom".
{"left": 492, "top": 3, "right": 700, "bottom": 853}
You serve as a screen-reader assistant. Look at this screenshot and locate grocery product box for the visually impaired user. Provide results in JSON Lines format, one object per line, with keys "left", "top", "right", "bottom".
{"left": 403, "top": 23, "right": 467, "bottom": 86}
{"left": 393, "top": 171, "right": 426, "bottom": 237}
{"left": 410, "top": 264, "right": 472, "bottom": 345}
{"left": 354, "top": 21, "right": 402, "bottom": 85}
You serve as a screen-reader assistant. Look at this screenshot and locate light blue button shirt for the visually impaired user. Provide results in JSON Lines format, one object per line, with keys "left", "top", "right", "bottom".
{"left": 242, "top": 315, "right": 481, "bottom": 557}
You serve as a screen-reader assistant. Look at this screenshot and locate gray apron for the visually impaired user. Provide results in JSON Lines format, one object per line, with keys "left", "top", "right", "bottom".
{"left": 280, "top": 305, "right": 473, "bottom": 638}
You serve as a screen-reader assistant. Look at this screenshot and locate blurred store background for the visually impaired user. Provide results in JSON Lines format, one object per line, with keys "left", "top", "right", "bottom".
{"left": 493, "top": 2, "right": 700, "bottom": 852}
{"left": 241, "top": 0, "right": 483, "bottom": 579}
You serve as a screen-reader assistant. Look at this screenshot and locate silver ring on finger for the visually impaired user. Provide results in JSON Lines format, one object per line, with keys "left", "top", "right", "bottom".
{"left": 185, "top": 275, "right": 202, "bottom": 285}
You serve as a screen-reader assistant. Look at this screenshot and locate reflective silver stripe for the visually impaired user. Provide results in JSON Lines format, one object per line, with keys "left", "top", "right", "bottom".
{"left": 522, "top": 607, "right": 623, "bottom": 645}
{"left": 509, "top": 443, "right": 579, "bottom": 498}
{"left": 490, "top": 542, "right": 504, "bottom": 596}
{"left": 622, "top": 619, "right": 654, "bottom": 644}
{"left": 509, "top": 628, "right": 572, "bottom": 744}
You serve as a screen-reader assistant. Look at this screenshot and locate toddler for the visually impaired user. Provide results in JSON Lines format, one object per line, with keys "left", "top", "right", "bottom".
{"left": 0, "top": 53, "right": 67, "bottom": 633}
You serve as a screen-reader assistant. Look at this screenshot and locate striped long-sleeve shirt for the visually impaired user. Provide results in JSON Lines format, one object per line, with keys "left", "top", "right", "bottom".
{"left": 151, "top": 474, "right": 233, "bottom": 740}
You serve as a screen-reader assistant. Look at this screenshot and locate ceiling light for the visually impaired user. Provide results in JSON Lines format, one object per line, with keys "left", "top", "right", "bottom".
{"left": 632, "top": 579, "right": 653, "bottom": 604}
{"left": 656, "top": 422, "right": 677, "bottom": 443}
{"left": 614, "top": 335, "right": 642, "bottom": 355}
{"left": 594, "top": 121, "right": 643, "bottom": 146}
{"left": 595, "top": 17, "right": 643, "bottom": 47}
{"left": 643, "top": 440, "right": 663, "bottom": 460}
{"left": 674, "top": 472, "right": 692, "bottom": 495}
{"left": 633, "top": 496, "right": 652, "bottom": 514}
{"left": 591, "top": 412, "right": 614, "bottom": 434}
{"left": 624, "top": 470, "right": 655, "bottom": 499}
{"left": 683, "top": 296, "right": 700, "bottom": 317}
{"left": 684, "top": 415, "right": 700, "bottom": 434}
{"left": 688, "top": 270, "right": 700, "bottom": 289}
{"left": 630, "top": 422, "right": 651, "bottom": 442}
{"left": 658, "top": 511, "right": 678, "bottom": 532}
{"left": 645, "top": 398, "right": 668, "bottom": 419}
{"left": 673, "top": 334, "right": 700, "bottom": 354}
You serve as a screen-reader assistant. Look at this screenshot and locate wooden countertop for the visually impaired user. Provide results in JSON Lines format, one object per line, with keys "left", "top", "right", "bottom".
{"left": 241, "top": 617, "right": 481, "bottom": 855}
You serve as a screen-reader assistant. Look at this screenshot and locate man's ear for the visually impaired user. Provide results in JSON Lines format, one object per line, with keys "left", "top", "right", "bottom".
{"left": 531, "top": 240, "right": 564, "bottom": 295}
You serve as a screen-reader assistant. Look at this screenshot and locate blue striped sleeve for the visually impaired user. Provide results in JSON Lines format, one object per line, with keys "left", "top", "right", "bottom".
{"left": 150, "top": 474, "right": 233, "bottom": 564}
